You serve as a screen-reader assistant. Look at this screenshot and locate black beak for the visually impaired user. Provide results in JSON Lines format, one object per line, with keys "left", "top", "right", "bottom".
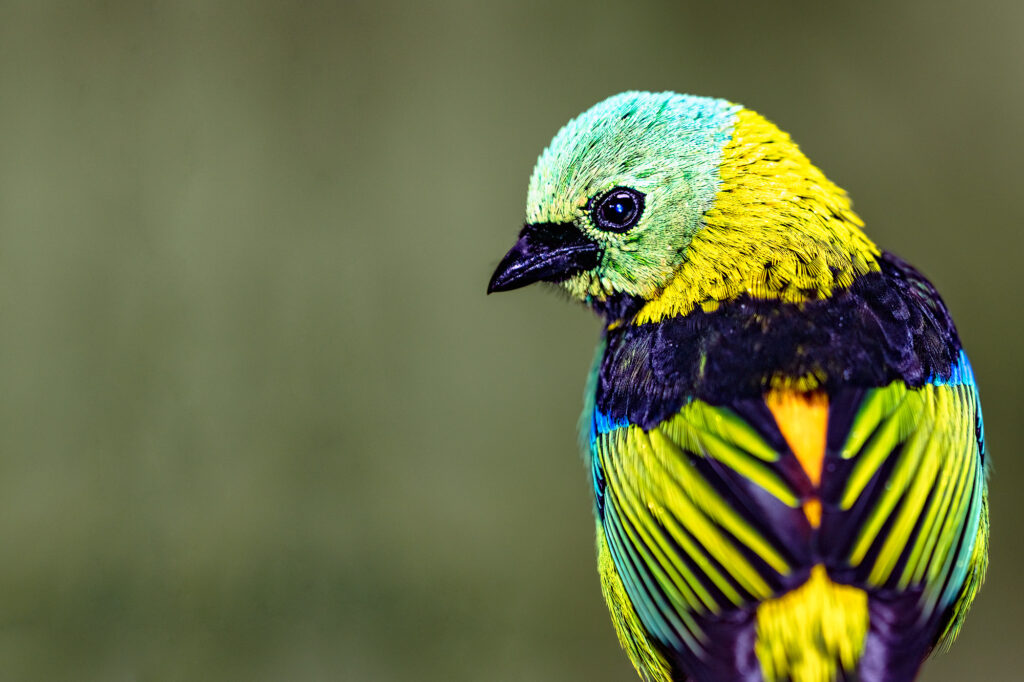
{"left": 487, "top": 222, "right": 601, "bottom": 294}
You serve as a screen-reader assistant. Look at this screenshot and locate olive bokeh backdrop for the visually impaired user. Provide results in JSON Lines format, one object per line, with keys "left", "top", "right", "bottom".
{"left": 1, "top": 2, "right": 1021, "bottom": 680}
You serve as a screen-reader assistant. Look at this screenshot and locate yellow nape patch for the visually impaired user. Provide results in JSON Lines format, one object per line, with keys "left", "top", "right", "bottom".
{"left": 766, "top": 389, "right": 828, "bottom": 489}
{"left": 635, "top": 108, "right": 879, "bottom": 324}
{"left": 755, "top": 566, "right": 868, "bottom": 682}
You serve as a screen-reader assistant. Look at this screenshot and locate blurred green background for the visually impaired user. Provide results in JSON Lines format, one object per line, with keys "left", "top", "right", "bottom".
{"left": 0, "top": 1, "right": 1020, "bottom": 680}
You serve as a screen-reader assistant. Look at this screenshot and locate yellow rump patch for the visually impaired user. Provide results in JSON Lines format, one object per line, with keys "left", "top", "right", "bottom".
{"left": 755, "top": 565, "right": 868, "bottom": 682}
{"left": 766, "top": 390, "right": 828, "bottom": 526}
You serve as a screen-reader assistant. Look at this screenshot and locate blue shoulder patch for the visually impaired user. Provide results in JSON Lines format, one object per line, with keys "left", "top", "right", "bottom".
{"left": 591, "top": 409, "right": 631, "bottom": 445}
{"left": 930, "top": 349, "right": 974, "bottom": 387}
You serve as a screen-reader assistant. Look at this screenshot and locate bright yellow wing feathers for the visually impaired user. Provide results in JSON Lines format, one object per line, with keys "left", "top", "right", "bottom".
{"left": 593, "top": 376, "right": 986, "bottom": 682}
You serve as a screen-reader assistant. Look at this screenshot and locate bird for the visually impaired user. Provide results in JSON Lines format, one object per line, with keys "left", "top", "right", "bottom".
{"left": 487, "top": 92, "right": 987, "bottom": 682}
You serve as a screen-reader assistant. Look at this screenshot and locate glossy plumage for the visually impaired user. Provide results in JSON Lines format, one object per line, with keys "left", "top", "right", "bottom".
{"left": 489, "top": 92, "right": 987, "bottom": 682}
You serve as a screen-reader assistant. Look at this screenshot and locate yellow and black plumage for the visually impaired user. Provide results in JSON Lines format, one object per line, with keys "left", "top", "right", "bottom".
{"left": 488, "top": 92, "right": 987, "bottom": 682}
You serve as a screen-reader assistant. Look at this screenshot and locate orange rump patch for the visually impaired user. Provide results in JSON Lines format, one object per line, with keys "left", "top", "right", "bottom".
{"left": 766, "top": 390, "right": 829, "bottom": 527}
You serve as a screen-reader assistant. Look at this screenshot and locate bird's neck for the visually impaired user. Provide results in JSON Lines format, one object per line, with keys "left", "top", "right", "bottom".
{"left": 631, "top": 107, "right": 881, "bottom": 326}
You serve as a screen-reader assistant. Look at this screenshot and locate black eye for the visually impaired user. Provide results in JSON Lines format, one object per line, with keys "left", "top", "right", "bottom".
{"left": 592, "top": 187, "right": 645, "bottom": 232}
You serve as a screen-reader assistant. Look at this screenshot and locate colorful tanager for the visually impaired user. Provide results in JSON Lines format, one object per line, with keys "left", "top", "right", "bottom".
{"left": 488, "top": 92, "right": 987, "bottom": 682}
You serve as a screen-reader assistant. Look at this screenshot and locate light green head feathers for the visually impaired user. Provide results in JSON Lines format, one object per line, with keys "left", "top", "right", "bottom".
{"left": 526, "top": 92, "right": 739, "bottom": 302}
{"left": 510, "top": 91, "right": 878, "bottom": 319}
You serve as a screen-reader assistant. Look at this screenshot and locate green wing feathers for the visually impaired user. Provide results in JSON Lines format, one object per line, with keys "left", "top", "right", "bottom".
{"left": 591, "top": 378, "right": 987, "bottom": 680}
{"left": 828, "top": 380, "right": 988, "bottom": 643}
{"left": 592, "top": 399, "right": 811, "bottom": 668}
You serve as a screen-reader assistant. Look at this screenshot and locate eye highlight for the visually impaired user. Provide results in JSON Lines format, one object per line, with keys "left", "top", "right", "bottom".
{"left": 592, "top": 187, "right": 645, "bottom": 232}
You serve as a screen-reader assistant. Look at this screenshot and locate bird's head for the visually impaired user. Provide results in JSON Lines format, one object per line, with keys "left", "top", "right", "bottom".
{"left": 488, "top": 91, "right": 878, "bottom": 323}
